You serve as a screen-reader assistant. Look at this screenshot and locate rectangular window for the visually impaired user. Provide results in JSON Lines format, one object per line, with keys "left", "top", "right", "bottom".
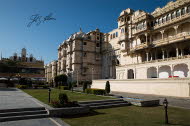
{"left": 96, "top": 43, "right": 100, "bottom": 47}
{"left": 83, "top": 52, "right": 87, "bottom": 57}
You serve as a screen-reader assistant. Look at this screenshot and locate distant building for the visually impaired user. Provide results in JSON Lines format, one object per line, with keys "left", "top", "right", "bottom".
{"left": 0, "top": 48, "right": 45, "bottom": 80}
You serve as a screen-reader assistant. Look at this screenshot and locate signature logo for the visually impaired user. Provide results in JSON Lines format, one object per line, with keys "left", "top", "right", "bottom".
{"left": 27, "top": 13, "right": 56, "bottom": 27}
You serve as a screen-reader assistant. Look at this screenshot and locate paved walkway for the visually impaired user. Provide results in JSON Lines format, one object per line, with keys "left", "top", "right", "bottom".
{"left": 112, "top": 91, "right": 190, "bottom": 109}
{"left": 0, "top": 88, "right": 68, "bottom": 126}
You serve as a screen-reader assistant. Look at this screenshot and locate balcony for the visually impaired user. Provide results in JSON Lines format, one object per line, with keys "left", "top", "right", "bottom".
{"left": 118, "top": 35, "right": 127, "bottom": 42}
{"left": 130, "top": 43, "right": 148, "bottom": 52}
{"left": 152, "top": 32, "right": 190, "bottom": 47}
{"left": 154, "top": 12, "right": 190, "bottom": 30}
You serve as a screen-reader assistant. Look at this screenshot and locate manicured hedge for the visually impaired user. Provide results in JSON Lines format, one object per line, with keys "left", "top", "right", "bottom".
{"left": 85, "top": 88, "right": 105, "bottom": 95}
{"left": 16, "top": 85, "right": 28, "bottom": 89}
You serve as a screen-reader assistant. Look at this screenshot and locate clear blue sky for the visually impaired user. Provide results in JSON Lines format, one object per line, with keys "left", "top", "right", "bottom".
{"left": 0, "top": 0, "right": 170, "bottom": 64}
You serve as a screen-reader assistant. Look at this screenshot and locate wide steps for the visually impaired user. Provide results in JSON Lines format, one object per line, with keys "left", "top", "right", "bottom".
{"left": 80, "top": 101, "right": 126, "bottom": 106}
{"left": 90, "top": 102, "right": 130, "bottom": 109}
{"left": 79, "top": 99, "right": 130, "bottom": 109}
{"left": 0, "top": 107, "right": 49, "bottom": 122}
{"left": 0, "top": 114, "right": 49, "bottom": 122}
{"left": 79, "top": 99, "right": 124, "bottom": 104}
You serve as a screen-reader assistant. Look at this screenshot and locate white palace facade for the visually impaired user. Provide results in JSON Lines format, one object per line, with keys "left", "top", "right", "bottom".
{"left": 46, "top": 0, "right": 190, "bottom": 97}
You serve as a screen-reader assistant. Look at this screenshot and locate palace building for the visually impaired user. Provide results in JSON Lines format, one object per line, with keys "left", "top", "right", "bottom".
{"left": 45, "top": 0, "right": 190, "bottom": 97}
{"left": 0, "top": 48, "right": 45, "bottom": 79}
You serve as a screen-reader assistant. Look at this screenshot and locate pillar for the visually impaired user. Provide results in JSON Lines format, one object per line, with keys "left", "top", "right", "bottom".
{"left": 146, "top": 52, "right": 149, "bottom": 61}
{"left": 145, "top": 33, "right": 148, "bottom": 44}
{"left": 162, "top": 50, "right": 165, "bottom": 59}
{"left": 157, "top": 66, "right": 159, "bottom": 78}
{"left": 180, "top": 48, "right": 184, "bottom": 56}
{"left": 160, "top": 30, "right": 165, "bottom": 40}
{"left": 174, "top": 25, "right": 179, "bottom": 35}
{"left": 171, "top": 65, "right": 174, "bottom": 78}
{"left": 150, "top": 52, "right": 153, "bottom": 61}
{"left": 176, "top": 48, "right": 179, "bottom": 57}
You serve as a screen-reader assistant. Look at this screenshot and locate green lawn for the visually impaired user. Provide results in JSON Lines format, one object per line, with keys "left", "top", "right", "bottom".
{"left": 63, "top": 106, "right": 190, "bottom": 126}
{"left": 22, "top": 89, "right": 113, "bottom": 105}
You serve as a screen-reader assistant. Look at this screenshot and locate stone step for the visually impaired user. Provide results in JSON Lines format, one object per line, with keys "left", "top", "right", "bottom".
{"left": 0, "top": 114, "right": 49, "bottom": 122}
{"left": 80, "top": 101, "right": 127, "bottom": 106}
{"left": 79, "top": 99, "right": 123, "bottom": 104}
{"left": 0, "top": 110, "right": 47, "bottom": 117}
{"left": 90, "top": 102, "right": 130, "bottom": 109}
{"left": 0, "top": 107, "right": 45, "bottom": 113}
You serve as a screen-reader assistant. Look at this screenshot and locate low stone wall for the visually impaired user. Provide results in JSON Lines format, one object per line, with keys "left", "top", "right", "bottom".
{"left": 91, "top": 79, "right": 190, "bottom": 97}
{"left": 49, "top": 105, "right": 90, "bottom": 117}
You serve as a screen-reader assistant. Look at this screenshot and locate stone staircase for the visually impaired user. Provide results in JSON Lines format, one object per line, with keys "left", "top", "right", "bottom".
{"left": 79, "top": 99, "right": 131, "bottom": 109}
{"left": 0, "top": 107, "right": 49, "bottom": 122}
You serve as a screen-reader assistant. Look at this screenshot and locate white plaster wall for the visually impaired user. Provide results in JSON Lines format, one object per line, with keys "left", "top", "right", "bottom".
{"left": 92, "top": 79, "right": 190, "bottom": 97}
{"left": 136, "top": 67, "right": 147, "bottom": 79}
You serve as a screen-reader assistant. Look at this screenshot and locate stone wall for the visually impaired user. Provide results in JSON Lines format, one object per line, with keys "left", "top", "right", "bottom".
{"left": 91, "top": 79, "right": 190, "bottom": 97}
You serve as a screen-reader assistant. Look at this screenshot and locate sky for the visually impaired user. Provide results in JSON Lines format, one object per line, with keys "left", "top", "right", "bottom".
{"left": 0, "top": 0, "right": 171, "bottom": 64}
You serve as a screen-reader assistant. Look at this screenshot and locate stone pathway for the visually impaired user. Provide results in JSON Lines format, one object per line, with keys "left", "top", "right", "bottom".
{"left": 112, "top": 91, "right": 190, "bottom": 109}
{"left": 0, "top": 88, "right": 68, "bottom": 126}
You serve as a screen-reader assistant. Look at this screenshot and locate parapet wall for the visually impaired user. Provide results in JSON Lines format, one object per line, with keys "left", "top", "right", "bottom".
{"left": 91, "top": 79, "right": 190, "bottom": 97}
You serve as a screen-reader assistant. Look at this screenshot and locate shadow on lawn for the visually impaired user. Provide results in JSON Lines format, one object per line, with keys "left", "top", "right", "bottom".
{"left": 155, "top": 122, "right": 190, "bottom": 126}
{"left": 63, "top": 110, "right": 105, "bottom": 118}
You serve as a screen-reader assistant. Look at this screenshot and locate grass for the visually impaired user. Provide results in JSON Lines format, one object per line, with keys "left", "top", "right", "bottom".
{"left": 22, "top": 89, "right": 190, "bottom": 126}
{"left": 63, "top": 106, "right": 190, "bottom": 126}
{"left": 22, "top": 89, "right": 114, "bottom": 105}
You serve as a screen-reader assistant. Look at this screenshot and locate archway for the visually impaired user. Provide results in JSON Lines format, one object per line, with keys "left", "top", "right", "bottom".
{"left": 147, "top": 67, "right": 157, "bottom": 78}
{"left": 158, "top": 65, "right": 171, "bottom": 78}
{"left": 173, "top": 64, "right": 188, "bottom": 78}
{"left": 128, "top": 69, "right": 134, "bottom": 79}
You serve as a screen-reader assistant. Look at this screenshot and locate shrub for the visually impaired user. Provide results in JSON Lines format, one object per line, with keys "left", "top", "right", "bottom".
{"left": 59, "top": 93, "right": 69, "bottom": 105}
{"left": 83, "top": 82, "right": 88, "bottom": 92}
{"left": 85, "top": 88, "right": 105, "bottom": 95}
{"left": 51, "top": 100, "right": 61, "bottom": 108}
{"left": 68, "top": 82, "right": 72, "bottom": 90}
{"left": 16, "top": 85, "right": 27, "bottom": 89}
{"left": 59, "top": 86, "right": 69, "bottom": 90}
{"left": 105, "top": 81, "right": 110, "bottom": 94}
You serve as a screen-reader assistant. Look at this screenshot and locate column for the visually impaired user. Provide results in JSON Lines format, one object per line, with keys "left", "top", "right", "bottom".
{"left": 157, "top": 66, "right": 159, "bottom": 78}
{"left": 180, "top": 48, "right": 184, "bottom": 56}
{"left": 174, "top": 25, "right": 179, "bottom": 35}
{"left": 176, "top": 48, "right": 179, "bottom": 58}
{"left": 136, "top": 54, "right": 139, "bottom": 63}
{"left": 162, "top": 50, "right": 165, "bottom": 59}
{"left": 146, "top": 52, "right": 149, "bottom": 61}
{"left": 171, "top": 65, "right": 174, "bottom": 78}
{"left": 145, "top": 33, "right": 148, "bottom": 44}
{"left": 160, "top": 30, "right": 165, "bottom": 40}
{"left": 150, "top": 52, "right": 153, "bottom": 61}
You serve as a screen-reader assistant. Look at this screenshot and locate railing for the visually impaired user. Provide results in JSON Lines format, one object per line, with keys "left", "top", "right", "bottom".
{"left": 130, "top": 43, "right": 147, "bottom": 51}
{"left": 154, "top": 12, "right": 190, "bottom": 30}
{"left": 152, "top": 32, "right": 190, "bottom": 47}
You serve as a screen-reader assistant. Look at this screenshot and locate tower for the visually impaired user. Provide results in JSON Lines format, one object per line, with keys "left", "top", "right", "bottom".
{"left": 21, "top": 48, "right": 27, "bottom": 62}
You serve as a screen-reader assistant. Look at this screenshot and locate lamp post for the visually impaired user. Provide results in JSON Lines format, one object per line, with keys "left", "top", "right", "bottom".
{"left": 163, "top": 98, "right": 169, "bottom": 124}
{"left": 48, "top": 88, "right": 51, "bottom": 103}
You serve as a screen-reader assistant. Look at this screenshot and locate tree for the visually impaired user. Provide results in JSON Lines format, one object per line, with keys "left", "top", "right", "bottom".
{"left": 105, "top": 81, "right": 110, "bottom": 94}
{"left": 59, "top": 74, "right": 67, "bottom": 86}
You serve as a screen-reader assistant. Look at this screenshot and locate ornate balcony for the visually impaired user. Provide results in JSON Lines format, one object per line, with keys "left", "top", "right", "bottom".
{"left": 130, "top": 42, "right": 148, "bottom": 52}
{"left": 152, "top": 32, "right": 190, "bottom": 47}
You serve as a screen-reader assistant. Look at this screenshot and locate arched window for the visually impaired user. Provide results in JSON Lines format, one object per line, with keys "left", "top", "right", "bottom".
{"left": 158, "top": 18, "right": 162, "bottom": 24}
{"left": 166, "top": 14, "right": 171, "bottom": 21}
{"left": 121, "top": 28, "right": 124, "bottom": 33}
{"left": 116, "top": 32, "right": 118, "bottom": 37}
{"left": 110, "top": 34, "right": 112, "bottom": 39}
{"left": 171, "top": 12, "right": 176, "bottom": 19}
{"left": 181, "top": 8, "right": 185, "bottom": 15}
{"left": 176, "top": 10, "right": 180, "bottom": 17}
{"left": 163, "top": 16, "right": 166, "bottom": 23}
{"left": 187, "top": 6, "right": 190, "bottom": 13}
{"left": 113, "top": 33, "right": 115, "bottom": 38}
